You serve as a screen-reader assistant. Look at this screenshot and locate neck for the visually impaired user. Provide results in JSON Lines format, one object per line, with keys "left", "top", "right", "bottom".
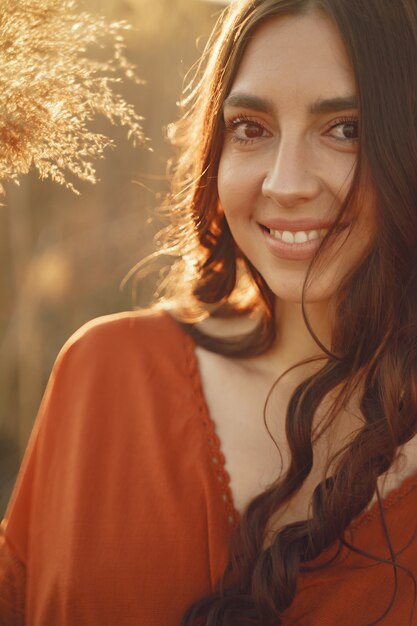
{"left": 275, "top": 298, "right": 332, "bottom": 364}
{"left": 195, "top": 298, "right": 334, "bottom": 380}
{"left": 245, "top": 299, "right": 333, "bottom": 382}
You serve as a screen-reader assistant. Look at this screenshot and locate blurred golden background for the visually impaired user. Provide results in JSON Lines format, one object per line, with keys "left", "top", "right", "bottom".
{"left": 0, "top": 0, "right": 226, "bottom": 512}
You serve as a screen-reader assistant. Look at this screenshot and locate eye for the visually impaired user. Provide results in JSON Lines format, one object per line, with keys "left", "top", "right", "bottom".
{"left": 326, "top": 116, "right": 359, "bottom": 143}
{"left": 224, "top": 115, "right": 270, "bottom": 144}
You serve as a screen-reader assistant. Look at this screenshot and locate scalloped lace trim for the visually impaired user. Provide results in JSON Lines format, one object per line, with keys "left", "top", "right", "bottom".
{"left": 349, "top": 470, "right": 417, "bottom": 531}
{"left": 183, "top": 335, "right": 240, "bottom": 528}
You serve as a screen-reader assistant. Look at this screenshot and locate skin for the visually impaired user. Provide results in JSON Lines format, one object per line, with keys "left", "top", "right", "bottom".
{"left": 218, "top": 8, "right": 374, "bottom": 305}
{"left": 196, "top": 9, "right": 417, "bottom": 517}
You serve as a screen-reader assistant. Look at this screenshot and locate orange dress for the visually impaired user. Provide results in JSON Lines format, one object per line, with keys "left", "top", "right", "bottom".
{"left": 0, "top": 310, "right": 416, "bottom": 626}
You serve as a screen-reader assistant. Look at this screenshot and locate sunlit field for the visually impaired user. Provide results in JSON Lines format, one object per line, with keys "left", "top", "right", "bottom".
{"left": 0, "top": 0, "right": 225, "bottom": 513}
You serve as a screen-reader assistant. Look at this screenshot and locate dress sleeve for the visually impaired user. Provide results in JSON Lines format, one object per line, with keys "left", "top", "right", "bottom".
{"left": 0, "top": 336, "right": 67, "bottom": 625}
{"left": 0, "top": 520, "right": 25, "bottom": 625}
{"left": 0, "top": 312, "right": 202, "bottom": 626}
{"left": 0, "top": 314, "right": 135, "bottom": 624}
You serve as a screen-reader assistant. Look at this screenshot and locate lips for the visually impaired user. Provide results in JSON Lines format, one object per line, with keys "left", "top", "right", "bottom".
{"left": 257, "top": 220, "right": 350, "bottom": 261}
{"left": 258, "top": 220, "right": 349, "bottom": 240}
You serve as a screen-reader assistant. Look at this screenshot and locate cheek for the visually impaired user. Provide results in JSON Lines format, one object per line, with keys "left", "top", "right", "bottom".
{"left": 322, "top": 156, "right": 356, "bottom": 207}
{"left": 217, "top": 150, "right": 264, "bottom": 217}
{"left": 217, "top": 154, "right": 242, "bottom": 215}
{"left": 306, "top": 225, "right": 374, "bottom": 302}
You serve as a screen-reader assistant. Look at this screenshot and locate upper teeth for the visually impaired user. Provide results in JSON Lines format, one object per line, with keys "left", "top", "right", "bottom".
{"left": 269, "top": 228, "right": 329, "bottom": 243}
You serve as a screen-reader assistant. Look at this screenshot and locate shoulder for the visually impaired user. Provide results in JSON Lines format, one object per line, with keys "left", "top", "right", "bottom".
{"left": 60, "top": 308, "right": 185, "bottom": 362}
{"left": 64, "top": 308, "right": 182, "bottom": 352}
{"left": 49, "top": 308, "right": 192, "bottom": 392}
{"left": 32, "top": 309, "right": 195, "bottom": 446}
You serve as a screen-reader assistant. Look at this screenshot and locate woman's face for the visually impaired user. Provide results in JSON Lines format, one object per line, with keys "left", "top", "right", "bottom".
{"left": 218, "top": 9, "right": 374, "bottom": 304}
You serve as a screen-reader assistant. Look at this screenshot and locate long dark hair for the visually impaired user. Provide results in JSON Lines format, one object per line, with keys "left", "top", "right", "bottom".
{"left": 151, "top": 0, "right": 417, "bottom": 623}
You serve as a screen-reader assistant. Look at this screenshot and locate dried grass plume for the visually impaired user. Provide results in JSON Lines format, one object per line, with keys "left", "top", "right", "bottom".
{"left": 0, "top": 0, "right": 146, "bottom": 194}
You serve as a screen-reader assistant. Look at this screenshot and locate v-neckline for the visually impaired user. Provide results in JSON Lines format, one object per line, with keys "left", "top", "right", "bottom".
{"left": 179, "top": 318, "right": 417, "bottom": 535}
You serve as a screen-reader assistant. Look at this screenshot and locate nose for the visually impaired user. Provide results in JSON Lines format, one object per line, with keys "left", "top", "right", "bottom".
{"left": 261, "top": 136, "right": 321, "bottom": 209}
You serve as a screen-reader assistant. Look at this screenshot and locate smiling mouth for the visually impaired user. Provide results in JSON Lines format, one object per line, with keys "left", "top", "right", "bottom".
{"left": 262, "top": 226, "right": 328, "bottom": 243}
{"left": 259, "top": 223, "right": 350, "bottom": 244}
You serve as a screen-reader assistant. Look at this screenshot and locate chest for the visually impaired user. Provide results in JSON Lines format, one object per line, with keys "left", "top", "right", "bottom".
{"left": 195, "top": 346, "right": 417, "bottom": 524}
{"left": 195, "top": 346, "right": 318, "bottom": 518}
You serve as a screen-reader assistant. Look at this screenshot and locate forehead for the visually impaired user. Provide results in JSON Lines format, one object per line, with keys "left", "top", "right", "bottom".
{"left": 230, "top": 10, "right": 356, "bottom": 112}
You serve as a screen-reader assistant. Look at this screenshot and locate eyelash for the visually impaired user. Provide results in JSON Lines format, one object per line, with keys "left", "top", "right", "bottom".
{"left": 327, "top": 116, "right": 359, "bottom": 143}
{"left": 224, "top": 114, "right": 359, "bottom": 145}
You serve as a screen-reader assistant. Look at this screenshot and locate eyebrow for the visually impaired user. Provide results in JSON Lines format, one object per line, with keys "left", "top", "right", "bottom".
{"left": 222, "top": 92, "right": 358, "bottom": 115}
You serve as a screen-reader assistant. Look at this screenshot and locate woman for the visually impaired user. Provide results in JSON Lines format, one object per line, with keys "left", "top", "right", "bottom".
{"left": 1, "top": 0, "right": 417, "bottom": 625}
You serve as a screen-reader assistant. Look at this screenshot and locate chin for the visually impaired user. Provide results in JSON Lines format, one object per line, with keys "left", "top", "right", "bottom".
{"left": 266, "top": 275, "right": 339, "bottom": 306}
